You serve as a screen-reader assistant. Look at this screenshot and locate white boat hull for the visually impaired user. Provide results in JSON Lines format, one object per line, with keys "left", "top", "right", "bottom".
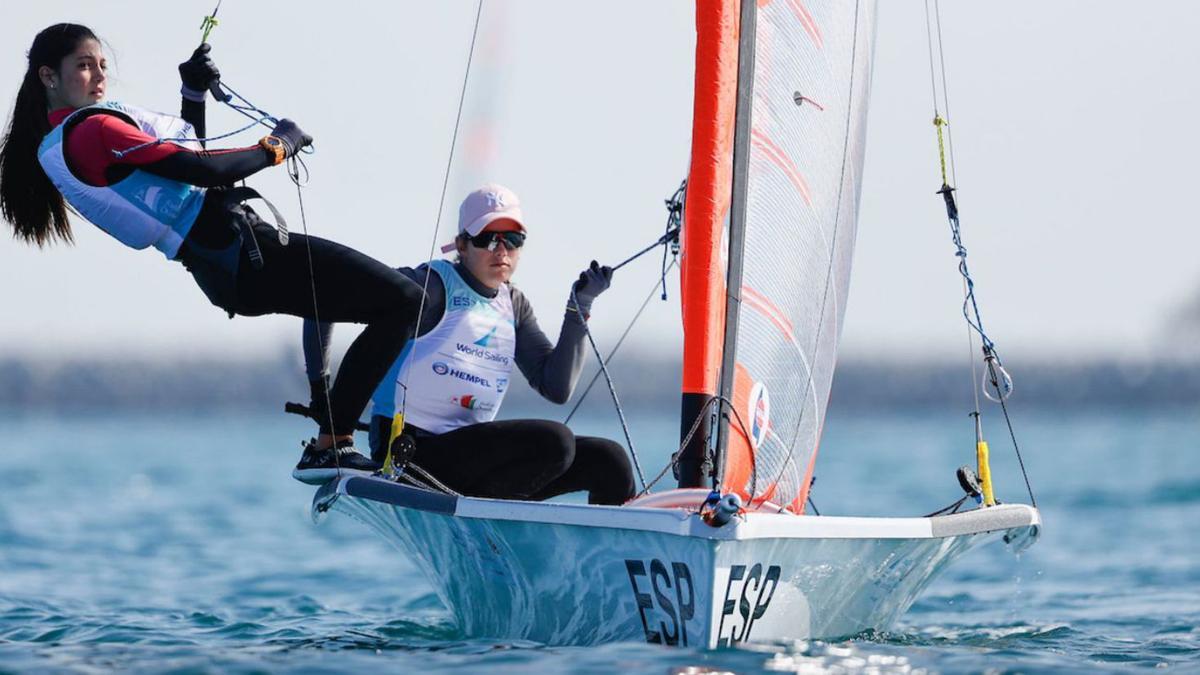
{"left": 313, "top": 477, "right": 1040, "bottom": 647}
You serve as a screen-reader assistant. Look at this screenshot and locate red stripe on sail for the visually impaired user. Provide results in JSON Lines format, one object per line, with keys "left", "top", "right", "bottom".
{"left": 742, "top": 284, "right": 797, "bottom": 346}
{"left": 784, "top": 0, "right": 823, "bottom": 48}
{"left": 751, "top": 128, "right": 812, "bottom": 206}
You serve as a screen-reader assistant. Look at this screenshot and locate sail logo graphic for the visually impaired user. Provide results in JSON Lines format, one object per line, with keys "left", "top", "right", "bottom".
{"left": 474, "top": 327, "right": 498, "bottom": 347}
{"left": 432, "top": 361, "right": 450, "bottom": 376}
{"left": 748, "top": 382, "right": 770, "bottom": 449}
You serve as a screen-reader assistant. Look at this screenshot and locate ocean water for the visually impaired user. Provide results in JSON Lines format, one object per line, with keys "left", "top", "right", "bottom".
{"left": 0, "top": 405, "right": 1196, "bottom": 673}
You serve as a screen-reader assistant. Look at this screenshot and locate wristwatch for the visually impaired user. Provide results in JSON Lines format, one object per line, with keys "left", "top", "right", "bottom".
{"left": 259, "top": 135, "right": 286, "bottom": 166}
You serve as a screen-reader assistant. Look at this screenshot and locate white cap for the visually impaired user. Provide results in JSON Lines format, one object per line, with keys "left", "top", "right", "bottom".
{"left": 440, "top": 183, "right": 526, "bottom": 253}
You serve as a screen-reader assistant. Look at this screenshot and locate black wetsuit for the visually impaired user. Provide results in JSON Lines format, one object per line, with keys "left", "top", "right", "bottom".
{"left": 139, "top": 97, "right": 423, "bottom": 436}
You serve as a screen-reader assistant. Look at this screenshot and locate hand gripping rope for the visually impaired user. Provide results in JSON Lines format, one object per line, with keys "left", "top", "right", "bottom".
{"left": 562, "top": 182, "right": 686, "bottom": 494}
{"left": 174, "top": 2, "right": 343, "bottom": 475}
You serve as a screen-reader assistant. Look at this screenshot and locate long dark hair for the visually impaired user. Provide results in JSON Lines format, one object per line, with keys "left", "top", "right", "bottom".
{"left": 0, "top": 23, "right": 99, "bottom": 246}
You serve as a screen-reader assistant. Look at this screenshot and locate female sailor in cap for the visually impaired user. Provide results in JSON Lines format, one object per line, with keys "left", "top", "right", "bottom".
{"left": 0, "top": 24, "right": 418, "bottom": 473}
{"left": 300, "top": 184, "right": 635, "bottom": 504}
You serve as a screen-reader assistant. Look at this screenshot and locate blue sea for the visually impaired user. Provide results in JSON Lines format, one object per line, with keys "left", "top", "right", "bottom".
{"left": 0, "top": 405, "right": 1196, "bottom": 673}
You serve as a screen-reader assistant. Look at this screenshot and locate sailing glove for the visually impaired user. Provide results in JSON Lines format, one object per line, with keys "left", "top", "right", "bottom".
{"left": 271, "top": 119, "right": 313, "bottom": 158}
{"left": 571, "top": 260, "right": 613, "bottom": 315}
{"left": 179, "top": 44, "right": 221, "bottom": 102}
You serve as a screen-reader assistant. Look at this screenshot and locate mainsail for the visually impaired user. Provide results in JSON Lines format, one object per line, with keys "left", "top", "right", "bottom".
{"left": 680, "top": 0, "right": 875, "bottom": 513}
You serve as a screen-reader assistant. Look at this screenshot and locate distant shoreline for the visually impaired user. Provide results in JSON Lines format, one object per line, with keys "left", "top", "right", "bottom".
{"left": 1, "top": 353, "right": 1196, "bottom": 413}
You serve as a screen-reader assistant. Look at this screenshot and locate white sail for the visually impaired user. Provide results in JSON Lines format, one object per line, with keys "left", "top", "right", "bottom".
{"left": 726, "top": 0, "right": 876, "bottom": 510}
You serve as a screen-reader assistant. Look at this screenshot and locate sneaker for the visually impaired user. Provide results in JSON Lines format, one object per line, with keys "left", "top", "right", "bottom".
{"left": 292, "top": 439, "right": 381, "bottom": 485}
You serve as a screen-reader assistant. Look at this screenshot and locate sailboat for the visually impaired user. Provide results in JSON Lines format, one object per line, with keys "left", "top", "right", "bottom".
{"left": 306, "top": 0, "right": 1040, "bottom": 647}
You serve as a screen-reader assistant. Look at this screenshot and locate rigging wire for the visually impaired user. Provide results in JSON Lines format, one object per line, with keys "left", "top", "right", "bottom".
{"left": 397, "top": 0, "right": 486, "bottom": 427}
{"left": 924, "top": 0, "right": 1036, "bottom": 507}
{"left": 756, "top": 0, "right": 863, "bottom": 513}
{"left": 183, "top": 3, "right": 344, "bottom": 472}
{"left": 563, "top": 259, "right": 677, "bottom": 425}
{"left": 637, "top": 394, "right": 757, "bottom": 502}
{"left": 571, "top": 286, "right": 648, "bottom": 492}
{"left": 564, "top": 183, "right": 684, "bottom": 424}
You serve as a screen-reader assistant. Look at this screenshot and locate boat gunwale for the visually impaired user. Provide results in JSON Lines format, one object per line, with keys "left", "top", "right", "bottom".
{"left": 320, "top": 475, "right": 1041, "bottom": 542}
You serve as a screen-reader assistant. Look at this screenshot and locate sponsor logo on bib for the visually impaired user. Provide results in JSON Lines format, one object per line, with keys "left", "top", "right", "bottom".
{"left": 431, "top": 361, "right": 492, "bottom": 388}
{"left": 474, "top": 326, "right": 498, "bottom": 347}
{"left": 455, "top": 342, "right": 511, "bottom": 366}
{"left": 452, "top": 394, "right": 495, "bottom": 412}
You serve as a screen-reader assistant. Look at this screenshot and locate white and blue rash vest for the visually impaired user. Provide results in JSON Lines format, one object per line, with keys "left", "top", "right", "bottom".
{"left": 37, "top": 101, "right": 207, "bottom": 260}
{"left": 372, "top": 259, "right": 517, "bottom": 434}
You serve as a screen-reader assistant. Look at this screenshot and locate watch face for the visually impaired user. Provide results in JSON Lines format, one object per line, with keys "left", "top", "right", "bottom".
{"left": 267, "top": 138, "right": 282, "bottom": 148}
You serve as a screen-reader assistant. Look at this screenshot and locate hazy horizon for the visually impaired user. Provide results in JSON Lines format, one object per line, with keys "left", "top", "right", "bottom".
{"left": 2, "top": 1, "right": 1198, "bottom": 364}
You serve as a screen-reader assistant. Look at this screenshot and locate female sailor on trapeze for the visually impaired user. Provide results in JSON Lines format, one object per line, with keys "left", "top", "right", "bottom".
{"left": 0, "top": 24, "right": 412, "bottom": 474}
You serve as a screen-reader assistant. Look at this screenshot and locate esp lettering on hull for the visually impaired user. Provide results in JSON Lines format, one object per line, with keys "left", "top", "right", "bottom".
{"left": 624, "top": 559, "right": 696, "bottom": 646}
{"left": 716, "top": 563, "right": 781, "bottom": 647}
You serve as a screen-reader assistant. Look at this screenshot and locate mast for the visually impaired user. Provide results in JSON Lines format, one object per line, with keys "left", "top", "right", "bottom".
{"left": 713, "top": 0, "right": 757, "bottom": 489}
{"left": 676, "top": 0, "right": 743, "bottom": 488}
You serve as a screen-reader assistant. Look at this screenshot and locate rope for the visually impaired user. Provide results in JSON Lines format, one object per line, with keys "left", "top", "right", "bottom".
{"left": 635, "top": 395, "right": 757, "bottom": 500}
{"left": 925, "top": 0, "right": 1036, "bottom": 508}
{"left": 291, "top": 148, "right": 341, "bottom": 477}
{"left": 398, "top": 0, "right": 485, "bottom": 422}
{"left": 571, "top": 288, "right": 648, "bottom": 492}
{"left": 563, "top": 183, "right": 683, "bottom": 424}
{"left": 988, "top": 359, "right": 1037, "bottom": 508}
{"left": 924, "top": 494, "right": 970, "bottom": 518}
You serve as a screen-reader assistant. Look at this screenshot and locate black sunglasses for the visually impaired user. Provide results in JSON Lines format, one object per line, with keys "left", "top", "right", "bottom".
{"left": 467, "top": 231, "right": 526, "bottom": 251}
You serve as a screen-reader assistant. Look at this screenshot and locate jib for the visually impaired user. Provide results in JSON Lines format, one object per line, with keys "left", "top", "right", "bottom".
{"left": 717, "top": 563, "right": 781, "bottom": 647}
{"left": 625, "top": 559, "right": 695, "bottom": 646}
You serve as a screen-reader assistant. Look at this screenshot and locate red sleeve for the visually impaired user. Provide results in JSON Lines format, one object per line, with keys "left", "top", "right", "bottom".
{"left": 64, "top": 115, "right": 183, "bottom": 187}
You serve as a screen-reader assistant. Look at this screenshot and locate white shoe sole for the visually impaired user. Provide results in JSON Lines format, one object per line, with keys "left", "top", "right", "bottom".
{"left": 291, "top": 466, "right": 377, "bottom": 485}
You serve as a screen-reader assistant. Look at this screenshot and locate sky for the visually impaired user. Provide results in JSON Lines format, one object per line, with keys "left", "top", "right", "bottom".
{"left": 1, "top": 1, "right": 1197, "bottom": 364}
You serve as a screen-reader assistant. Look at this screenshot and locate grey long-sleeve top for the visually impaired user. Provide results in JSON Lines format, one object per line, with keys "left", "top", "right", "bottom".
{"left": 303, "top": 262, "right": 590, "bottom": 406}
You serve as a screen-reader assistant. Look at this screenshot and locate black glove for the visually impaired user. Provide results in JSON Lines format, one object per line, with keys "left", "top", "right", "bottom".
{"left": 571, "top": 260, "right": 613, "bottom": 313}
{"left": 178, "top": 44, "right": 221, "bottom": 101}
{"left": 270, "top": 119, "right": 313, "bottom": 158}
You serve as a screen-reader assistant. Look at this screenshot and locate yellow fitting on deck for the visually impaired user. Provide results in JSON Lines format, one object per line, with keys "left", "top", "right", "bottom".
{"left": 382, "top": 412, "right": 405, "bottom": 477}
{"left": 976, "top": 439, "right": 996, "bottom": 507}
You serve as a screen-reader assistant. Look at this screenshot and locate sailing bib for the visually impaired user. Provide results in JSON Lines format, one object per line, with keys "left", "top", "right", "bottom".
{"left": 37, "top": 101, "right": 207, "bottom": 260}
{"left": 372, "top": 260, "right": 517, "bottom": 434}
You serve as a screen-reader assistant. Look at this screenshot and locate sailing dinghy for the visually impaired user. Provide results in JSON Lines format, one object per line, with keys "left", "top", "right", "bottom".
{"left": 305, "top": 0, "right": 1041, "bottom": 647}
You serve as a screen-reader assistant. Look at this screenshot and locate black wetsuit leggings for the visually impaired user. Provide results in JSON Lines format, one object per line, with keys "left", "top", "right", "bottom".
{"left": 228, "top": 221, "right": 421, "bottom": 435}
{"left": 383, "top": 419, "right": 636, "bottom": 506}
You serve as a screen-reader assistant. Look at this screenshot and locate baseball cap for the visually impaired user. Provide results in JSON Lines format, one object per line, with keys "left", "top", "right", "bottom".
{"left": 440, "top": 183, "right": 526, "bottom": 253}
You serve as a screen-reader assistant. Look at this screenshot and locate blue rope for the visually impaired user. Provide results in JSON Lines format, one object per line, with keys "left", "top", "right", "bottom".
{"left": 113, "top": 80, "right": 314, "bottom": 160}
{"left": 944, "top": 198, "right": 998, "bottom": 359}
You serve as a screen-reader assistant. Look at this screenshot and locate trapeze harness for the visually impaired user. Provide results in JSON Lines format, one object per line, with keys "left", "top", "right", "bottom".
{"left": 37, "top": 101, "right": 288, "bottom": 313}
{"left": 371, "top": 260, "right": 516, "bottom": 434}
